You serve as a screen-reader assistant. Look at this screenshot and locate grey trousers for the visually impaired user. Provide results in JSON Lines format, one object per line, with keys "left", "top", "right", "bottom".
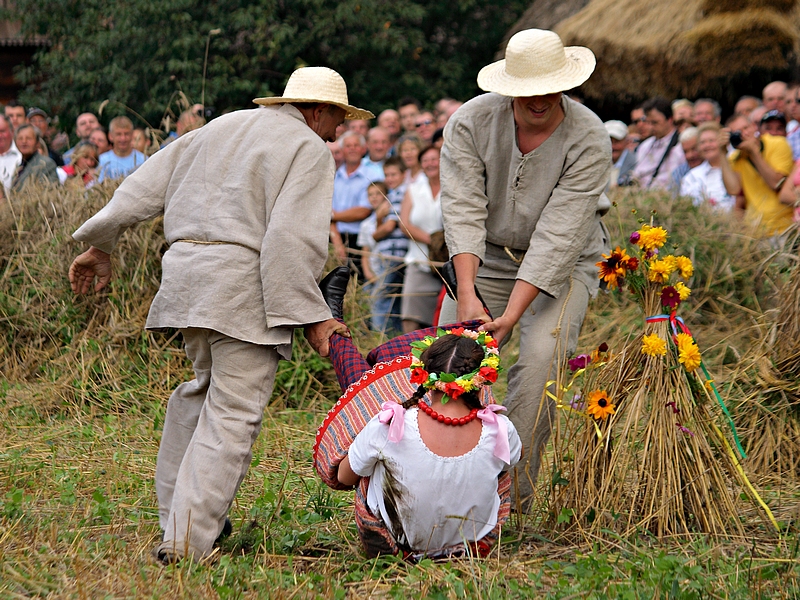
{"left": 155, "top": 328, "right": 279, "bottom": 558}
{"left": 438, "top": 276, "right": 589, "bottom": 509}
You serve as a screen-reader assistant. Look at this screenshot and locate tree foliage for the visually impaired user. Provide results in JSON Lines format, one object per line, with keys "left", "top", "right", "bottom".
{"left": 7, "top": 0, "right": 526, "bottom": 132}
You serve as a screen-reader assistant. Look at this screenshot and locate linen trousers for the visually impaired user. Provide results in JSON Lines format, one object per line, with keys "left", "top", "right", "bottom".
{"left": 155, "top": 328, "right": 280, "bottom": 559}
{"left": 438, "top": 276, "right": 589, "bottom": 510}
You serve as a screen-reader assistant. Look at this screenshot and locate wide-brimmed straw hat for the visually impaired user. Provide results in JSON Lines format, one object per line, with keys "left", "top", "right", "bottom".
{"left": 254, "top": 67, "right": 374, "bottom": 120}
{"left": 477, "top": 29, "right": 595, "bottom": 97}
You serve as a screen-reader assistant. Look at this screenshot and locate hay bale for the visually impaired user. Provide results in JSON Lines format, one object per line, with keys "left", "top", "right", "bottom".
{"left": 548, "top": 0, "right": 798, "bottom": 102}
{"left": 701, "top": 0, "right": 796, "bottom": 16}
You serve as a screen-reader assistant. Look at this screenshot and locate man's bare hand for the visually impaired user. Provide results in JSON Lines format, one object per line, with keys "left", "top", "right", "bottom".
{"left": 305, "top": 319, "right": 350, "bottom": 357}
{"left": 479, "top": 314, "right": 515, "bottom": 345}
{"left": 455, "top": 294, "right": 490, "bottom": 324}
{"left": 69, "top": 247, "right": 112, "bottom": 294}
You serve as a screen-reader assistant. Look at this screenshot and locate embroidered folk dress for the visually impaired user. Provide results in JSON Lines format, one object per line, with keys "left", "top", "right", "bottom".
{"left": 347, "top": 403, "right": 521, "bottom": 554}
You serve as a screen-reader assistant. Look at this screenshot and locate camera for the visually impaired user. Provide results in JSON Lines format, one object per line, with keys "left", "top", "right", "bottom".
{"left": 729, "top": 131, "right": 743, "bottom": 149}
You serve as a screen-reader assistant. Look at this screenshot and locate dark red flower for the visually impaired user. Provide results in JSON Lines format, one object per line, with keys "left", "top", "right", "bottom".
{"left": 598, "top": 342, "right": 609, "bottom": 353}
{"left": 568, "top": 354, "right": 591, "bottom": 371}
{"left": 625, "top": 257, "right": 639, "bottom": 271}
{"left": 661, "top": 286, "right": 680, "bottom": 309}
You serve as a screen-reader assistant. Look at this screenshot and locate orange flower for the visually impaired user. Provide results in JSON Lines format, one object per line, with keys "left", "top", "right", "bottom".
{"left": 586, "top": 390, "right": 616, "bottom": 420}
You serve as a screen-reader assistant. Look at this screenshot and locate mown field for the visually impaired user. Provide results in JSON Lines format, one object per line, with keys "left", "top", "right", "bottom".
{"left": 1, "top": 183, "right": 799, "bottom": 598}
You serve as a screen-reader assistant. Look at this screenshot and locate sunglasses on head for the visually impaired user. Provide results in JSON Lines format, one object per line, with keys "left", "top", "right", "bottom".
{"left": 416, "top": 119, "right": 434, "bottom": 127}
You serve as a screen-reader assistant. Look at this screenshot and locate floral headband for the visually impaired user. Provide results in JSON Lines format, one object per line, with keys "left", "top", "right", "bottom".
{"left": 409, "top": 327, "right": 501, "bottom": 402}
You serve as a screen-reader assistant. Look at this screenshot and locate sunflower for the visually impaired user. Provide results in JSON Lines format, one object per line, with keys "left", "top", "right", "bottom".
{"left": 596, "top": 246, "right": 631, "bottom": 290}
{"left": 641, "top": 333, "right": 667, "bottom": 356}
{"left": 675, "top": 256, "right": 694, "bottom": 279}
{"left": 674, "top": 281, "right": 691, "bottom": 301}
{"left": 586, "top": 390, "right": 616, "bottom": 420}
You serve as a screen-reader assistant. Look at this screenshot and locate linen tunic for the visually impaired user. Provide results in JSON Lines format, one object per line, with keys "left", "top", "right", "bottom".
{"left": 73, "top": 104, "right": 335, "bottom": 357}
{"left": 440, "top": 93, "right": 611, "bottom": 298}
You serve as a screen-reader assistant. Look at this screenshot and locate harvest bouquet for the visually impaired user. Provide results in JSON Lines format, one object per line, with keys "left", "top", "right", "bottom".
{"left": 547, "top": 224, "right": 777, "bottom": 538}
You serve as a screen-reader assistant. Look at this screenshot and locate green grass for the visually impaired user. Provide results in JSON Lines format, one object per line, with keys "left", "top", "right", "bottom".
{"left": 2, "top": 184, "right": 800, "bottom": 597}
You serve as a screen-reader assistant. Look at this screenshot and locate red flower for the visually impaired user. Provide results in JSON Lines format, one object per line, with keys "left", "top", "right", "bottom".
{"left": 410, "top": 368, "right": 429, "bottom": 385}
{"left": 485, "top": 338, "right": 498, "bottom": 349}
{"left": 625, "top": 257, "right": 639, "bottom": 271}
{"left": 478, "top": 366, "right": 498, "bottom": 382}
{"left": 660, "top": 286, "right": 680, "bottom": 309}
{"left": 448, "top": 327, "right": 465, "bottom": 336}
{"left": 443, "top": 381, "right": 465, "bottom": 399}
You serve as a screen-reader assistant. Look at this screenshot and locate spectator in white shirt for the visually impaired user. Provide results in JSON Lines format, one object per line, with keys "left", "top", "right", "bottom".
{"left": 680, "top": 122, "right": 736, "bottom": 212}
{"left": 0, "top": 115, "right": 22, "bottom": 196}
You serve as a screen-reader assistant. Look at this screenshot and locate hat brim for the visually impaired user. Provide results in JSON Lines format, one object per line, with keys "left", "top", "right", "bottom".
{"left": 477, "top": 46, "right": 596, "bottom": 97}
{"left": 252, "top": 96, "right": 374, "bottom": 121}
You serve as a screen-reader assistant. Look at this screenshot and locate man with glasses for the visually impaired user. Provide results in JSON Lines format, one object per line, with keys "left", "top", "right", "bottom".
{"left": 415, "top": 110, "right": 436, "bottom": 144}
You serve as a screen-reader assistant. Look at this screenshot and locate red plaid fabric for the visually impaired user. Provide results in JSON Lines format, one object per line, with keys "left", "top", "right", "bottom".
{"left": 366, "top": 320, "right": 487, "bottom": 366}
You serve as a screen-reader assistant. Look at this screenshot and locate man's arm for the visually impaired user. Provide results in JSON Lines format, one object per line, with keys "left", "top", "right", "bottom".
{"left": 332, "top": 206, "right": 371, "bottom": 223}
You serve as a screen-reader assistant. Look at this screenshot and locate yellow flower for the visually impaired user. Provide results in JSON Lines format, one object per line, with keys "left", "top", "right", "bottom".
{"left": 647, "top": 258, "right": 674, "bottom": 283}
{"left": 675, "top": 256, "right": 694, "bottom": 279}
{"left": 483, "top": 354, "right": 500, "bottom": 368}
{"left": 637, "top": 225, "right": 668, "bottom": 251}
{"left": 641, "top": 333, "right": 667, "bottom": 356}
{"left": 675, "top": 332, "right": 694, "bottom": 352}
{"left": 674, "top": 281, "right": 691, "bottom": 301}
{"left": 676, "top": 333, "right": 701, "bottom": 371}
{"left": 586, "top": 390, "right": 616, "bottom": 420}
{"left": 679, "top": 343, "right": 702, "bottom": 372}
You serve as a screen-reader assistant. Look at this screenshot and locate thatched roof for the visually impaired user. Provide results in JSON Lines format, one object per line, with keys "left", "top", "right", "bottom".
{"left": 498, "top": 0, "right": 589, "bottom": 58}
{"left": 538, "top": 0, "right": 800, "bottom": 105}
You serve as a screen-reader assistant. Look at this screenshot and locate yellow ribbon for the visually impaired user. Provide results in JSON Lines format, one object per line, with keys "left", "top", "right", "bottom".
{"left": 711, "top": 422, "right": 780, "bottom": 533}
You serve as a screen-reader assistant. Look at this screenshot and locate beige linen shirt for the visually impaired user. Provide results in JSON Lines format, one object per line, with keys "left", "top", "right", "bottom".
{"left": 441, "top": 94, "right": 611, "bottom": 298}
{"left": 73, "top": 104, "right": 335, "bottom": 358}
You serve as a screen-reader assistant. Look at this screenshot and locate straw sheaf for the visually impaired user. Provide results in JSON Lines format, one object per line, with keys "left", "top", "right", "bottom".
{"left": 552, "top": 0, "right": 799, "bottom": 101}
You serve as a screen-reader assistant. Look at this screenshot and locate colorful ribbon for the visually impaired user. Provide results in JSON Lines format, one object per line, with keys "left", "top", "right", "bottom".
{"left": 646, "top": 312, "right": 746, "bottom": 459}
{"left": 477, "top": 404, "right": 511, "bottom": 463}
{"left": 378, "top": 401, "right": 406, "bottom": 443}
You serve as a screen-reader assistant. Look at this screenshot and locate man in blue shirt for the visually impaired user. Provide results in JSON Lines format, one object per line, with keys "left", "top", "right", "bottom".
{"left": 98, "top": 116, "right": 147, "bottom": 182}
{"left": 332, "top": 130, "right": 373, "bottom": 279}
{"left": 360, "top": 126, "right": 390, "bottom": 182}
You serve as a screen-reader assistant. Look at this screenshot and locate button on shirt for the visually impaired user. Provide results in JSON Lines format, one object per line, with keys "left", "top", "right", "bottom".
{"left": 632, "top": 132, "right": 685, "bottom": 190}
{"left": 332, "top": 163, "right": 373, "bottom": 235}
{"left": 0, "top": 142, "right": 22, "bottom": 192}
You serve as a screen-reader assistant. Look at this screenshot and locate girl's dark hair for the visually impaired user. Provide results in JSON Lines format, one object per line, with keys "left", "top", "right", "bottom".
{"left": 402, "top": 334, "right": 485, "bottom": 410}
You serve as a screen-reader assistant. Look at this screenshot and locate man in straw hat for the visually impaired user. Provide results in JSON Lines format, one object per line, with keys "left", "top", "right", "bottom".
{"left": 437, "top": 28, "right": 611, "bottom": 510}
{"left": 68, "top": 66, "right": 373, "bottom": 563}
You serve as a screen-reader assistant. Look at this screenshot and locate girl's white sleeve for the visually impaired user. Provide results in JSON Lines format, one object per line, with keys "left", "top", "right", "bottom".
{"left": 346, "top": 415, "right": 389, "bottom": 477}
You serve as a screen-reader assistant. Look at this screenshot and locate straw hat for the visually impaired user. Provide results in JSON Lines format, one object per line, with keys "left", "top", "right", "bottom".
{"left": 477, "top": 29, "right": 595, "bottom": 97}
{"left": 254, "top": 67, "right": 374, "bottom": 120}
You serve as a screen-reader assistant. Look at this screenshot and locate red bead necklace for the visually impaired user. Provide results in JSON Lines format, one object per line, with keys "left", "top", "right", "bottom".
{"left": 418, "top": 402, "right": 479, "bottom": 426}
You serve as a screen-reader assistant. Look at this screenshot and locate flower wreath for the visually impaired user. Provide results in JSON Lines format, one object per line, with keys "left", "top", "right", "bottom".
{"left": 408, "top": 327, "right": 501, "bottom": 402}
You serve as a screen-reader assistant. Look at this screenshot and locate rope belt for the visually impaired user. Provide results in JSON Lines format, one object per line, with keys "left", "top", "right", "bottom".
{"left": 173, "top": 239, "right": 256, "bottom": 252}
{"left": 503, "top": 246, "right": 526, "bottom": 265}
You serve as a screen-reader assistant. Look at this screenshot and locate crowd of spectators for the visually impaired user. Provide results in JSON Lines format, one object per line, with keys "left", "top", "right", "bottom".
{"left": 0, "top": 102, "right": 206, "bottom": 198}
{"left": 7, "top": 79, "right": 800, "bottom": 333}
{"left": 605, "top": 81, "right": 800, "bottom": 238}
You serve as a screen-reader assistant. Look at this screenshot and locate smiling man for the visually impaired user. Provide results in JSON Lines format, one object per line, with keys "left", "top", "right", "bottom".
{"left": 68, "top": 67, "right": 371, "bottom": 563}
{"left": 97, "top": 116, "right": 147, "bottom": 182}
{"left": 438, "top": 28, "right": 611, "bottom": 510}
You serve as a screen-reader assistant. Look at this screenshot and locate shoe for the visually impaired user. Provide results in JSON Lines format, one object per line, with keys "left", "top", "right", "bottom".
{"left": 437, "top": 260, "right": 492, "bottom": 319}
{"left": 215, "top": 517, "right": 232, "bottom": 544}
{"left": 319, "top": 267, "right": 351, "bottom": 320}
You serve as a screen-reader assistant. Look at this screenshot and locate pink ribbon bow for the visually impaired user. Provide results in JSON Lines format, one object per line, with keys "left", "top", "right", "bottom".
{"left": 378, "top": 401, "right": 407, "bottom": 443}
{"left": 477, "top": 404, "right": 510, "bottom": 464}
